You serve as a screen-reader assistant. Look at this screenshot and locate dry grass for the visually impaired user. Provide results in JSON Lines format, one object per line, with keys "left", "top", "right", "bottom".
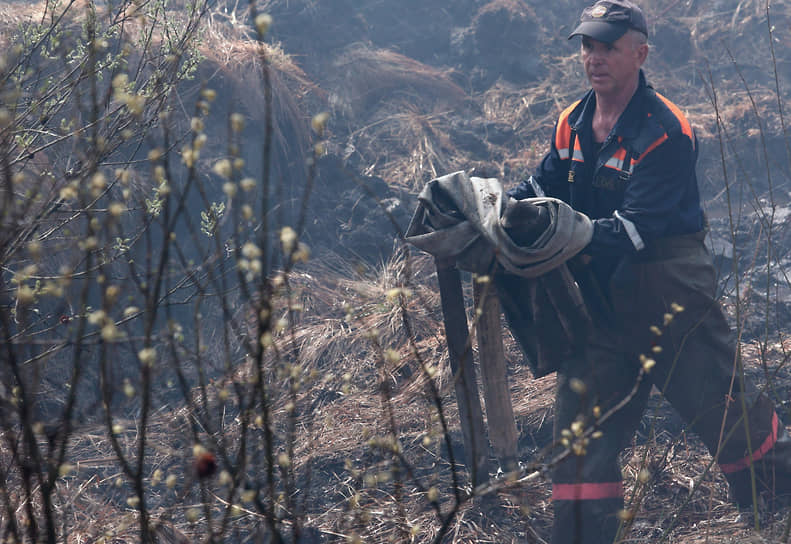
{"left": 474, "top": 0, "right": 537, "bottom": 21}
{"left": 332, "top": 45, "right": 466, "bottom": 118}
{"left": 0, "top": 0, "right": 92, "bottom": 40}
{"left": 6, "top": 0, "right": 791, "bottom": 542}
{"left": 328, "top": 44, "right": 474, "bottom": 190}
{"left": 200, "top": 21, "right": 318, "bottom": 133}
{"left": 342, "top": 105, "right": 464, "bottom": 192}
{"left": 8, "top": 238, "right": 789, "bottom": 542}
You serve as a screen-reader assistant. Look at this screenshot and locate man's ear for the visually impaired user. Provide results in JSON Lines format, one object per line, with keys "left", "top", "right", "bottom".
{"left": 637, "top": 43, "right": 649, "bottom": 65}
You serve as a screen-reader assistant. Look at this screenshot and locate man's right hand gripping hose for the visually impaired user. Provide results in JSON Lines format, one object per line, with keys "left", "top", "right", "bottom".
{"left": 501, "top": 198, "right": 551, "bottom": 247}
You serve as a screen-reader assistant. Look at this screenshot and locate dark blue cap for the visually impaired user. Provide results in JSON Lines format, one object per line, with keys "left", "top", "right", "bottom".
{"left": 569, "top": 0, "right": 648, "bottom": 43}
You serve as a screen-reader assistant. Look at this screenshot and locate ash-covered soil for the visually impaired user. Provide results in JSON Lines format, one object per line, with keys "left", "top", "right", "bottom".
{"left": 11, "top": 1, "right": 791, "bottom": 542}
{"left": 244, "top": 1, "right": 791, "bottom": 541}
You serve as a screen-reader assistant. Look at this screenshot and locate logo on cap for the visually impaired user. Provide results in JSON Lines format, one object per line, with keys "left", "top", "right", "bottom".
{"left": 591, "top": 4, "right": 608, "bottom": 17}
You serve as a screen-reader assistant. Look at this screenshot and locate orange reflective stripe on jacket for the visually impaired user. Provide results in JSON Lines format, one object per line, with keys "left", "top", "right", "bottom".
{"left": 602, "top": 146, "right": 632, "bottom": 172}
{"left": 555, "top": 100, "right": 583, "bottom": 161}
{"left": 554, "top": 92, "right": 693, "bottom": 175}
{"left": 655, "top": 92, "right": 695, "bottom": 149}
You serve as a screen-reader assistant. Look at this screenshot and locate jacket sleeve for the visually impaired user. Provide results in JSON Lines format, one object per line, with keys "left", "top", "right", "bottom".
{"left": 586, "top": 131, "right": 698, "bottom": 258}
{"left": 508, "top": 122, "right": 571, "bottom": 201}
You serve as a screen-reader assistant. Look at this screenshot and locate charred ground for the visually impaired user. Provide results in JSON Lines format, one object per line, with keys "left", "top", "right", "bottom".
{"left": 4, "top": 0, "right": 791, "bottom": 542}
{"left": 224, "top": 1, "right": 791, "bottom": 541}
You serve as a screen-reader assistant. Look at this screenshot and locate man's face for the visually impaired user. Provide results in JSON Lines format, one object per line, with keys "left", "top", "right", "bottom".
{"left": 581, "top": 33, "right": 647, "bottom": 98}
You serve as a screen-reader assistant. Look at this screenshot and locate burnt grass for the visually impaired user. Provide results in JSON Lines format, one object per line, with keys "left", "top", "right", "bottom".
{"left": 259, "top": 0, "right": 791, "bottom": 541}
{"left": 15, "top": 0, "right": 791, "bottom": 542}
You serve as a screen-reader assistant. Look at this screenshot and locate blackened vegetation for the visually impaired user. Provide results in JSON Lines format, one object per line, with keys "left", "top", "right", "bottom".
{"left": 2, "top": 0, "right": 791, "bottom": 543}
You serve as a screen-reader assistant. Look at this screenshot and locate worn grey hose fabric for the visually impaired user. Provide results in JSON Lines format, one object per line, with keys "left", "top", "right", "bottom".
{"left": 405, "top": 171, "right": 595, "bottom": 377}
{"left": 405, "top": 171, "right": 593, "bottom": 277}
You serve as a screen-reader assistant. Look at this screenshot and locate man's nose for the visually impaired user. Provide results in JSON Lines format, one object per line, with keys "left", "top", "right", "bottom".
{"left": 588, "top": 50, "right": 605, "bottom": 64}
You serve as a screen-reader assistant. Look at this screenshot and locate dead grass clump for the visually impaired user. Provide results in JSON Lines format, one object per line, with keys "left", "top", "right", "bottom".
{"left": 201, "top": 21, "right": 318, "bottom": 103}
{"left": 198, "top": 25, "right": 318, "bottom": 175}
{"left": 474, "top": 0, "right": 536, "bottom": 21}
{"left": 331, "top": 44, "right": 466, "bottom": 119}
{"left": 263, "top": 251, "right": 444, "bottom": 389}
{"left": 0, "top": 0, "right": 94, "bottom": 40}
{"left": 0, "top": 1, "right": 48, "bottom": 50}
{"left": 350, "top": 105, "right": 471, "bottom": 192}
{"left": 481, "top": 81, "right": 533, "bottom": 129}
{"left": 180, "top": 250, "right": 452, "bottom": 467}
{"left": 478, "top": 81, "right": 556, "bottom": 169}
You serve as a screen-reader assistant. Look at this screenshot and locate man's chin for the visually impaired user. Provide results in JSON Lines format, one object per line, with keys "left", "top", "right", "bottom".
{"left": 589, "top": 78, "right": 616, "bottom": 94}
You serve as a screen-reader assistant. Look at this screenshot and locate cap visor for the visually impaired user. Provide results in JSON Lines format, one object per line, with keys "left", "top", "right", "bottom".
{"left": 568, "top": 21, "right": 628, "bottom": 43}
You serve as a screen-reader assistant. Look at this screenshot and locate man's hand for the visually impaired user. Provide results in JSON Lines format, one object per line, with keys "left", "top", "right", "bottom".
{"left": 501, "top": 198, "right": 550, "bottom": 247}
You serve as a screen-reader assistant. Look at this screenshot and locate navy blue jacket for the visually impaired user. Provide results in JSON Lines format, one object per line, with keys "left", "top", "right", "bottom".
{"left": 509, "top": 71, "right": 705, "bottom": 266}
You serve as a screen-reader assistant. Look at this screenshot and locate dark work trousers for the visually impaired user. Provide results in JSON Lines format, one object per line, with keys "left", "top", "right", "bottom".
{"left": 551, "top": 232, "right": 789, "bottom": 544}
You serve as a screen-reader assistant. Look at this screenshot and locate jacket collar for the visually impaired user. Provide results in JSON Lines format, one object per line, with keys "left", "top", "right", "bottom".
{"left": 570, "top": 69, "right": 649, "bottom": 141}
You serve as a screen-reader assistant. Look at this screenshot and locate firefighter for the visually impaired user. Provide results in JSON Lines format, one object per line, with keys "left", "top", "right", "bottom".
{"left": 507, "top": 1, "right": 791, "bottom": 542}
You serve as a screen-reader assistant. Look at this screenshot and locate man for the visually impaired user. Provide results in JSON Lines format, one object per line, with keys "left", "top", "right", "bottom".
{"left": 507, "top": 1, "right": 791, "bottom": 542}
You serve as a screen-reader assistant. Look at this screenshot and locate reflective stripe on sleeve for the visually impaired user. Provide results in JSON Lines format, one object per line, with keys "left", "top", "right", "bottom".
{"left": 614, "top": 210, "right": 645, "bottom": 251}
{"left": 720, "top": 412, "right": 780, "bottom": 474}
{"left": 528, "top": 176, "right": 545, "bottom": 197}
{"left": 603, "top": 156, "right": 635, "bottom": 173}
{"left": 552, "top": 482, "right": 624, "bottom": 501}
